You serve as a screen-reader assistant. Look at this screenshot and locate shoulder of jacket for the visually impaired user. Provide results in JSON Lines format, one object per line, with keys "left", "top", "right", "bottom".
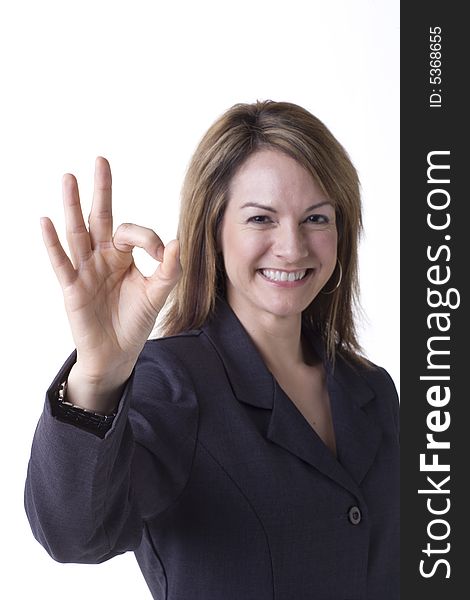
{"left": 336, "top": 352, "right": 398, "bottom": 397}
{"left": 147, "top": 328, "right": 204, "bottom": 344}
{"left": 139, "top": 329, "right": 206, "bottom": 362}
{"left": 362, "top": 362, "right": 397, "bottom": 392}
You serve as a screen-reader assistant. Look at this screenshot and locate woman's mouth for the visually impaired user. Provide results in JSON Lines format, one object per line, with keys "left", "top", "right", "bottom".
{"left": 257, "top": 268, "right": 312, "bottom": 285}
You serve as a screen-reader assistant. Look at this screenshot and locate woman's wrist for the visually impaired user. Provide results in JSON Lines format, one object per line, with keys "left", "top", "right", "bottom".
{"left": 65, "top": 362, "right": 134, "bottom": 415}
{"left": 54, "top": 379, "right": 117, "bottom": 437}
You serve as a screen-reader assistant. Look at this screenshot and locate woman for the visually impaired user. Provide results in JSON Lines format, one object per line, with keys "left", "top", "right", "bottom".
{"left": 25, "top": 100, "right": 399, "bottom": 599}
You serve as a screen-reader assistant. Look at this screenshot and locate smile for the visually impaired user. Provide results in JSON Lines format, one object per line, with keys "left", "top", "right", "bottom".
{"left": 258, "top": 268, "right": 310, "bottom": 282}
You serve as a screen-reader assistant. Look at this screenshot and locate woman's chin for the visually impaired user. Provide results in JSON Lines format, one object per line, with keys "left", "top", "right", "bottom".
{"left": 227, "top": 285, "right": 319, "bottom": 322}
{"left": 255, "top": 297, "right": 308, "bottom": 320}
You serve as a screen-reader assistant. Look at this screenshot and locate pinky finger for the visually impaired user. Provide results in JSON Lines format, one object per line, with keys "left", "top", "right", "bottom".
{"left": 40, "top": 217, "right": 76, "bottom": 288}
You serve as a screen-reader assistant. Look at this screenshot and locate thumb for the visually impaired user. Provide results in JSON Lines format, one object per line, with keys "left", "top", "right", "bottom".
{"left": 145, "top": 239, "right": 182, "bottom": 308}
{"left": 158, "top": 239, "right": 181, "bottom": 281}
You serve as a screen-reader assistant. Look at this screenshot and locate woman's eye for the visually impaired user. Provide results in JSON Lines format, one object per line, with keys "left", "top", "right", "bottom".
{"left": 306, "top": 214, "right": 329, "bottom": 224}
{"left": 248, "top": 215, "right": 271, "bottom": 224}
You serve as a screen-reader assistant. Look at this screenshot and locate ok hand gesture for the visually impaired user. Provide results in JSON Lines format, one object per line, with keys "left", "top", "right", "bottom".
{"left": 41, "top": 157, "right": 181, "bottom": 409}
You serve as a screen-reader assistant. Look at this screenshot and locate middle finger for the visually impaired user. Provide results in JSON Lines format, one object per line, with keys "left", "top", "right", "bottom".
{"left": 88, "top": 156, "right": 113, "bottom": 248}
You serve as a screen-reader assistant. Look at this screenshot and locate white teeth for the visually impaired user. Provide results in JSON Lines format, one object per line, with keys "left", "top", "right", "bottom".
{"left": 260, "top": 269, "right": 307, "bottom": 282}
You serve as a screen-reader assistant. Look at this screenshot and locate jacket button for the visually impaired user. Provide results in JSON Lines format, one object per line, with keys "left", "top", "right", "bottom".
{"left": 348, "top": 505, "right": 362, "bottom": 525}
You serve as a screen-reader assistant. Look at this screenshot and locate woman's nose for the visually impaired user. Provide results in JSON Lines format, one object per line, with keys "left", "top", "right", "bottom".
{"left": 272, "top": 225, "right": 309, "bottom": 262}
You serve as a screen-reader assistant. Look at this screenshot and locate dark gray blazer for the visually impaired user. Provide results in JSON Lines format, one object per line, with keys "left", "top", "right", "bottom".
{"left": 25, "top": 298, "right": 399, "bottom": 600}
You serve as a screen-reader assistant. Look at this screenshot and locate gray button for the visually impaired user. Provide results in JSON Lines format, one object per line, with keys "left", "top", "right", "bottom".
{"left": 348, "top": 505, "right": 362, "bottom": 525}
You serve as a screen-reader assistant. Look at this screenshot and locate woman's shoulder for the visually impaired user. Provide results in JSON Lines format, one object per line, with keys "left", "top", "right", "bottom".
{"left": 129, "top": 331, "right": 206, "bottom": 410}
{"left": 355, "top": 358, "right": 398, "bottom": 396}
{"left": 146, "top": 327, "right": 204, "bottom": 347}
{"left": 334, "top": 346, "right": 396, "bottom": 389}
{"left": 335, "top": 352, "right": 399, "bottom": 432}
{"left": 136, "top": 328, "right": 205, "bottom": 372}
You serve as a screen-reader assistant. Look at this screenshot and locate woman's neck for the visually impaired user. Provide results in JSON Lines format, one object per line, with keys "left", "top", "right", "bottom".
{"left": 228, "top": 301, "right": 311, "bottom": 372}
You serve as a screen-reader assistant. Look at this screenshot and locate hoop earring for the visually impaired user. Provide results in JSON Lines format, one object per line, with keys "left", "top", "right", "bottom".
{"left": 322, "top": 260, "right": 342, "bottom": 295}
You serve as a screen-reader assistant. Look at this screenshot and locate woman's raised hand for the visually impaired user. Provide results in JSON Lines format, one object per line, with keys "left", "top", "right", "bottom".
{"left": 41, "top": 157, "right": 181, "bottom": 410}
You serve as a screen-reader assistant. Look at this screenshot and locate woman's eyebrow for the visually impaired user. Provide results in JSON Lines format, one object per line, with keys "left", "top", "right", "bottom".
{"left": 239, "top": 201, "right": 333, "bottom": 213}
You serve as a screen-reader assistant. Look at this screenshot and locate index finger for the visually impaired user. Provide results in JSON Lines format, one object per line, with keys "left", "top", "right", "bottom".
{"left": 88, "top": 156, "right": 113, "bottom": 247}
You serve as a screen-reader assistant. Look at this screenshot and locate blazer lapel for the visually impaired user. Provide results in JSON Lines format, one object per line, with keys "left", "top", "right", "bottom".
{"left": 267, "top": 380, "right": 361, "bottom": 497}
{"left": 202, "top": 298, "right": 382, "bottom": 497}
{"left": 202, "top": 297, "right": 274, "bottom": 411}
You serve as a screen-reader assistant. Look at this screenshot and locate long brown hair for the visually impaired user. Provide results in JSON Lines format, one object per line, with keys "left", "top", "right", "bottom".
{"left": 159, "top": 100, "right": 366, "bottom": 364}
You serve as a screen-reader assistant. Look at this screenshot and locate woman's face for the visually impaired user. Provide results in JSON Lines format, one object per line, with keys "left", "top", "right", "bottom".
{"left": 219, "top": 148, "right": 338, "bottom": 324}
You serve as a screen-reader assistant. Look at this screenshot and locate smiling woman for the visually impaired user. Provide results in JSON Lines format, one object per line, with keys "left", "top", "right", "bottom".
{"left": 220, "top": 149, "right": 338, "bottom": 325}
{"left": 25, "top": 100, "right": 399, "bottom": 600}
{"left": 161, "top": 101, "right": 363, "bottom": 366}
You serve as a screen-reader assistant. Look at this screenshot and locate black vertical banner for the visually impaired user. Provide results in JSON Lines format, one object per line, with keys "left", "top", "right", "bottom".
{"left": 401, "top": 2, "right": 468, "bottom": 597}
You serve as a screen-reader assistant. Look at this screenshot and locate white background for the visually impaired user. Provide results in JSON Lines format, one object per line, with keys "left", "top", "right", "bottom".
{"left": 0, "top": 1, "right": 399, "bottom": 597}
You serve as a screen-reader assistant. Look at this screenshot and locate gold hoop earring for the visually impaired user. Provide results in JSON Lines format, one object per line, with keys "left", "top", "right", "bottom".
{"left": 322, "top": 260, "right": 342, "bottom": 295}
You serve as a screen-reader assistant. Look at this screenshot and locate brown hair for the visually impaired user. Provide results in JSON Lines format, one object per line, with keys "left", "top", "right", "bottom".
{"left": 159, "top": 100, "right": 366, "bottom": 365}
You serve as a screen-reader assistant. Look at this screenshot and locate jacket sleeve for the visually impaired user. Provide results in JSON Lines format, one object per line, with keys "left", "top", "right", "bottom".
{"left": 24, "top": 341, "right": 199, "bottom": 564}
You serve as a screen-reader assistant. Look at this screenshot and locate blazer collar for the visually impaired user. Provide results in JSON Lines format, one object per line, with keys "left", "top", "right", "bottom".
{"left": 202, "top": 297, "right": 382, "bottom": 493}
{"left": 202, "top": 297, "right": 276, "bottom": 410}
{"left": 202, "top": 297, "right": 375, "bottom": 409}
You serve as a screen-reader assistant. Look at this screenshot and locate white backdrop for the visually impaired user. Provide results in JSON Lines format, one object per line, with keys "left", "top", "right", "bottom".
{"left": 0, "top": 1, "right": 399, "bottom": 597}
